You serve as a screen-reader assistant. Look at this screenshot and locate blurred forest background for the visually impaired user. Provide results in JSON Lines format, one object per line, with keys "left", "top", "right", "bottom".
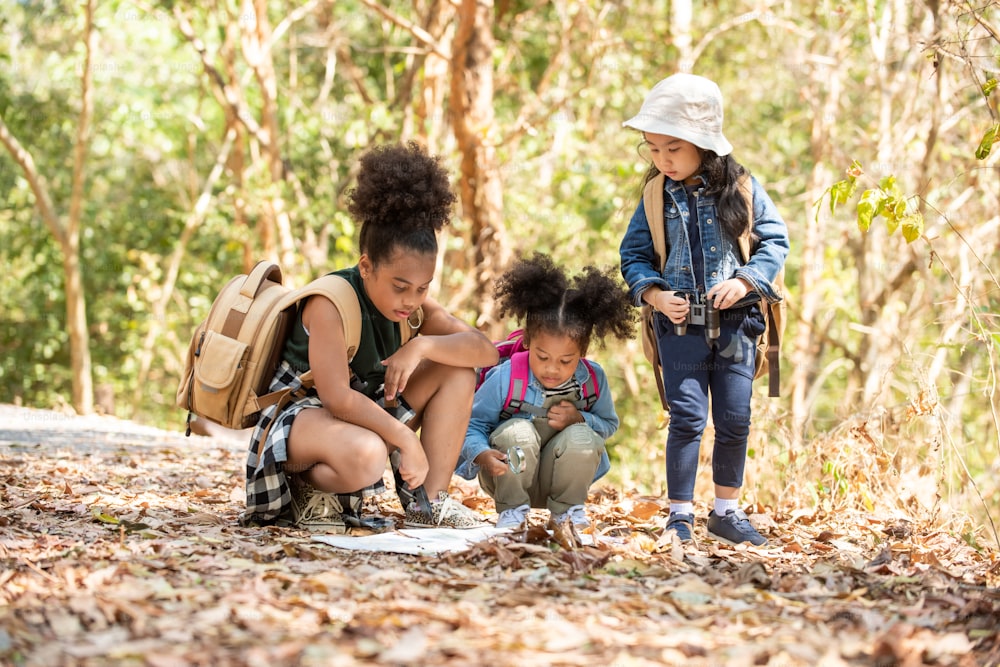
{"left": 1, "top": 1, "right": 998, "bottom": 543}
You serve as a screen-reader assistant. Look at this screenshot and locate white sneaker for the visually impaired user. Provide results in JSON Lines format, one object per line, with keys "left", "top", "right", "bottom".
{"left": 550, "top": 504, "right": 590, "bottom": 529}
{"left": 495, "top": 504, "right": 530, "bottom": 529}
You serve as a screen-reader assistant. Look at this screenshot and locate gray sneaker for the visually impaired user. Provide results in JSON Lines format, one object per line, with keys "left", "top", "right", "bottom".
{"left": 707, "top": 509, "right": 767, "bottom": 546}
{"left": 664, "top": 512, "right": 694, "bottom": 542}
{"left": 496, "top": 503, "right": 530, "bottom": 529}
{"left": 288, "top": 477, "right": 347, "bottom": 533}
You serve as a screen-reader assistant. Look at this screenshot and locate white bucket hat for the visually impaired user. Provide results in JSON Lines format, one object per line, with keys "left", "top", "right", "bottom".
{"left": 623, "top": 73, "right": 733, "bottom": 156}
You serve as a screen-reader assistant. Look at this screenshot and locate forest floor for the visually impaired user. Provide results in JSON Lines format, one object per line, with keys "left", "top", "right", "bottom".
{"left": 1, "top": 404, "right": 998, "bottom": 667}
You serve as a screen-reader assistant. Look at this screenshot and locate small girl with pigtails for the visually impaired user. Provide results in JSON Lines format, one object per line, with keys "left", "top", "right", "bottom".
{"left": 456, "top": 253, "right": 636, "bottom": 531}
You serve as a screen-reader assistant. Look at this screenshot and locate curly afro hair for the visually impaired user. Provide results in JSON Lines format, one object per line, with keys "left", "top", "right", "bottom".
{"left": 347, "top": 142, "right": 456, "bottom": 266}
{"left": 494, "top": 253, "right": 636, "bottom": 356}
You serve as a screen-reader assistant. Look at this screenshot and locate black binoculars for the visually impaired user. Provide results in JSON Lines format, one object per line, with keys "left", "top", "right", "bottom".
{"left": 673, "top": 291, "right": 721, "bottom": 340}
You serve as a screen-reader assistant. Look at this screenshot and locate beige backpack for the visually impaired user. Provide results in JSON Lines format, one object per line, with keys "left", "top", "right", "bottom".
{"left": 176, "top": 260, "right": 364, "bottom": 434}
{"left": 640, "top": 173, "right": 785, "bottom": 409}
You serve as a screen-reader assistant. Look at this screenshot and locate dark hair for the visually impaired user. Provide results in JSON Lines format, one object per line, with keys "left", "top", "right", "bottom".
{"left": 494, "top": 253, "right": 636, "bottom": 357}
{"left": 347, "top": 142, "right": 456, "bottom": 266}
{"left": 640, "top": 150, "right": 751, "bottom": 244}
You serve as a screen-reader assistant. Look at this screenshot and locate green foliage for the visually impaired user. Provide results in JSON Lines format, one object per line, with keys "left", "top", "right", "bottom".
{"left": 823, "top": 162, "right": 924, "bottom": 243}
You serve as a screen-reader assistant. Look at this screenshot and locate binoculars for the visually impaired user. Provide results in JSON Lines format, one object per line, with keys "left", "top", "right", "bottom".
{"left": 673, "top": 291, "right": 721, "bottom": 340}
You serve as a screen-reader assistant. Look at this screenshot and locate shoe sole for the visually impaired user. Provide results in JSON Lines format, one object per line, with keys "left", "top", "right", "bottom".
{"left": 296, "top": 522, "right": 348, "bottom": 534}
{"left": 403, "top": 519, "right": 483, "bottom": 529}
{"left": 707, "top": 528, "right": 767, "bottom": 547}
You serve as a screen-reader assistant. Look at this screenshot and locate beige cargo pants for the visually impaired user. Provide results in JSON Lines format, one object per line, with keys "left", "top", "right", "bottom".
{"left": 479, "top": 416, "right": 605, "bottom": 514}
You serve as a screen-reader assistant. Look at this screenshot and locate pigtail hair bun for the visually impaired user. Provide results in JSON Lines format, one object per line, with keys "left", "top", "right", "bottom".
{"left": 494, "top": 253, "right": 567, "bottom": 322}
{"left": 565, "top": 266, "right": 637, "bottom": 348}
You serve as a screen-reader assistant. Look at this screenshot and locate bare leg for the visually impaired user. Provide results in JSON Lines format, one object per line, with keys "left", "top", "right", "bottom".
{"left": 285, "top": 407, "right": 388, "bottom": 493}
{"left": 714, "top": 484, "right": 740, "bottom": 500}
{"left": 400, "top": 362, "right": 477, "bottom": 497}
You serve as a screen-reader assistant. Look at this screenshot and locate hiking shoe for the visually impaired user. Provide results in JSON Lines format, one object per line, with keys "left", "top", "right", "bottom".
{"left": 663, "top": 512, "right": 694, "bottom": 542}
{"left": 289, "top": 477, "right": 347, "bottom": 533}
{"left": 550, "top": 504, "right": 591, "bottom": 529}
{"left": 707, "top": 509, "right": 768, "bottom": 546}
{"left": 337, "top": 492, "right": 395, "bottom": 533}
{"left": 496, "top": 504, "right": 530, "bottom": 529}
{"left": 404, "top": 491, "right": 487, "bottom": 529}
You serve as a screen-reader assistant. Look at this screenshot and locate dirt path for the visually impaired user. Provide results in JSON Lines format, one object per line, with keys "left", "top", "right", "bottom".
{"left": 1, "top": 405, "right": 998, "bottom": 666}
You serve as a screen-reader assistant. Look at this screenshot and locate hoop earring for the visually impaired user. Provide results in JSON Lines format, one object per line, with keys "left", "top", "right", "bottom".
{"left": 406, "top": 309, "right": 424, "bottom": 332}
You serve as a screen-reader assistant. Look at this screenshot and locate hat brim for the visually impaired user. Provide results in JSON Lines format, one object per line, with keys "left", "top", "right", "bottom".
{"left": 623, "top": 116, "right": 733, "bottom": 157}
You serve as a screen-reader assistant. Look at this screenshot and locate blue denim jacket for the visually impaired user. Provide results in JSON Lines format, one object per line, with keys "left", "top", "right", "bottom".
{"left": 456, "top": 358, "right": 617, "bottom": 481}
{"left": 619, "top": 174, "right": 789, "bottom": 306}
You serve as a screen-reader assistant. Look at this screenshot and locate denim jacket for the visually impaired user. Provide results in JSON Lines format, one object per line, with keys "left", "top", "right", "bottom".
{"left": 456, "top": 358, "right": 617, "bottom": 481}
{"left": 619, "top": 174, "right": 789, "bottom": 307}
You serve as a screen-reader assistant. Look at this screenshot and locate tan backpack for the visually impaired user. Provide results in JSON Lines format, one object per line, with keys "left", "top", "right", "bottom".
{"left": 640, "top": 173, "right": 785, "bottom": 409}
{"left": 176, "top": 260, "right": 364, "bottom": 434}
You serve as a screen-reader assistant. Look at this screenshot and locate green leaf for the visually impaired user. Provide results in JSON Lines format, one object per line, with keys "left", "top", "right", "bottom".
{"left": 857, "top": 189, "right": 883, "bottom": 232}
{"left": 901, "top": 213, "right": 924, "bottom": 243}
{"left": 975, "top": 123, "right": 999, "bottom": 160}
{"left": 983, "top": 78, "right": 998, "bottom": 96}
{"left": 829, "top": 179, "right": 857, "bottom": 214}
{"left": 92, "top": 509, "right": 120, "bottom": 525}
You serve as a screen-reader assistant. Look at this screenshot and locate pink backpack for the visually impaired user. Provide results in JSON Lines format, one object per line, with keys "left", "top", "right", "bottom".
{"left": 477, "top": 329, "right": 600, "bottom": 420}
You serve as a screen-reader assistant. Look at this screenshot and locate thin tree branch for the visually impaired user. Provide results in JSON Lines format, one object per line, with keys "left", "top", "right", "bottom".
{"left": 0, "top": 114, "right": 65, "bottom": 246}
{"left": 358, "top": 0, "right": 450, "bottom": 59}
{"left": 170, "top": 4, "right": 270, "bottom": 149}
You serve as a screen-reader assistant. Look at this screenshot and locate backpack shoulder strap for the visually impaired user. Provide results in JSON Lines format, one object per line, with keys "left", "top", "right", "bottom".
{"left": 642, "top": 173, "right": 668, "bottom": 272}
{"left": 500, "top": 351, "right": 532, "bottom": 420}
{"left": 578, "top": 359, "right": 599, "bottom": 411}
{"left": 736, "top": 172, "right": 754, "bottom": 265}
{"left": 284, "top": 274, "right": 362, "bottom": 361}
{"left": 735, "top": 172, "right": 782, "bottom": 398}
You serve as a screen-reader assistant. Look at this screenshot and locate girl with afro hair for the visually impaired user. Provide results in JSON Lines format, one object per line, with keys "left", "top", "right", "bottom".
{"left": 456, "top": 253, "right": 635, "bottom": 531}
{"left": 244, "top": 143, "right": 498, "bottom": 532}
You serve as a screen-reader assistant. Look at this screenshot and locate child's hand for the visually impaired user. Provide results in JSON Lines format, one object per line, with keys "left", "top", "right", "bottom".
{"left": 381, "top": 338, "right": 426, "bottom": 401}
{"left": 706, "top": 278, "right": 751, "bottom": 310}
{"left": 653, "top": 290, "right": 690, "bottom": 324}
{"left": 547, "top": 401, "right": 584, "bottom": 431}
{"left": 394, "top": 432, "right": 429, "bottom": 489}
{"left": 474, "top": 449, "right": 509, "bottom": 477}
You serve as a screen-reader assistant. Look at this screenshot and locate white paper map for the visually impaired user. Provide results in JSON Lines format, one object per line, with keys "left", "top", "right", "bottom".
{"left": 312, "top": 526, "right": 513, "bottom": 555}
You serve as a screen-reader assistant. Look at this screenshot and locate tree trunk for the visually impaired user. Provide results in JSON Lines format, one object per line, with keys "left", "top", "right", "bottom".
{"left": 244, "top": 0, "right": 296, "bottom": 272}
{"left": 64, "top": 0, "right": 96, "bottom": 414}
{"left": 449, "top": 0, "right": 509, "bottom": 333}
{"left": 0, "top": 0, "right": 95, "bottom": 415}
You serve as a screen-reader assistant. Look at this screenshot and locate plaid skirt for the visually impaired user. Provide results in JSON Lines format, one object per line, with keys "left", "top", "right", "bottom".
{"left": 240, "top": 360, "right": 386, "bottom": 526}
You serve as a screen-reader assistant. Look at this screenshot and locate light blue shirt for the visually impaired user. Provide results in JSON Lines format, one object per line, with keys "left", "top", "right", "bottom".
{"left": 456, "top": 357, "right": 618, "bottom": 481}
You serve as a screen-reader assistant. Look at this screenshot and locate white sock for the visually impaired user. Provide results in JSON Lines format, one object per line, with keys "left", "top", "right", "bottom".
{"left": 669, "top": 502, "right": 694, "bottom": 517}
{"left": 714, "top": 497, "right": 739, "bottom": 516}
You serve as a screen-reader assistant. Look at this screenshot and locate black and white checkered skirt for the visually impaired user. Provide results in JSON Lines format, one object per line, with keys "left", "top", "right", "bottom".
{"left": 240, "top": 360, "right": 386, "bottom": 526}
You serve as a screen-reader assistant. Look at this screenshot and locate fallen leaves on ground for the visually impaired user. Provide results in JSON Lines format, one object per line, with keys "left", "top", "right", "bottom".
{"left": 1, "top": 412, "right": 998, "bottom": 666}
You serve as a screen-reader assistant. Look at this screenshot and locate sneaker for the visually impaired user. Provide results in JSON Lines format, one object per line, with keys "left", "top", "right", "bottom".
{"left": 707, "top": 509, "right": 768, "bottom": 546}
{"left": 288, "top": 477, "right": 347, "bottom": 533}
{"left": 664, "top": 512, "right": 694, "bottom": 542}
{"left": 550, "top": 504, "right": 591, "bottom": 529}
{"left": 337, "top": 492, "right": 394, "bottom": 533}
{"left": 404, "top": 491, "right": 488, "bottom": 529}
{"left": 496, "top": 504, "right": 530, "bottom": 529}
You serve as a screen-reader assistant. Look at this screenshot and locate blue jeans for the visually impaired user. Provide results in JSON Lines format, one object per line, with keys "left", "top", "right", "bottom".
{"left": 655, "top": 305, "right": 765, "bottom": 500}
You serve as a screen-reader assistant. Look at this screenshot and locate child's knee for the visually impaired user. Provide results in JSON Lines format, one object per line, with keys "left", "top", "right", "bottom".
{"left": 490, "top": 418, "right": 540, "bottom": 452}
{"left": 553, "top": 423, "right": 604, "bottom": 456}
